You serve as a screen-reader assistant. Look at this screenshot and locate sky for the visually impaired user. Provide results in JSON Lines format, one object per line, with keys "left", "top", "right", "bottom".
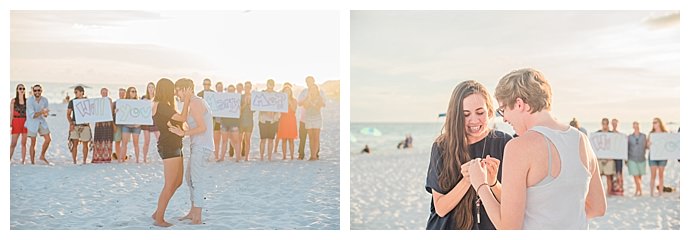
{"left": 10, "top": 11, "right": 340, "bottom": 86}
{"left": 351, "top": 11, "right": 680, "bottom": 123}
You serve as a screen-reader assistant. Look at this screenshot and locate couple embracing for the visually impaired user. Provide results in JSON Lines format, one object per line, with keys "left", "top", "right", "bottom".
{"left": 150, "top": 78, "right": 214, "bottom": 227}
{"left": 425, "top": 68, "right": 607, "bottom": 230}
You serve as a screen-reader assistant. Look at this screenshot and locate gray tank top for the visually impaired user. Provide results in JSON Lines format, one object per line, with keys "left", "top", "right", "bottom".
{"left": 187, "top": 97, "right": 215, "bottom": 151}
{"left": 523, "top": 126, "right": 591, "bottom": 229}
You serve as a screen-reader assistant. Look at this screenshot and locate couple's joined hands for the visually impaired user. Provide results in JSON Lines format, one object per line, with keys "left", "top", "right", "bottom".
{"left": 461, "top": 155, "right": 500, "bottom": 190}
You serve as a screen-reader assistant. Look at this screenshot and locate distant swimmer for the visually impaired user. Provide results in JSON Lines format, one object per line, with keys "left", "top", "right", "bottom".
{"left": 361, "top": 144, "right": 371, "bottom": 154}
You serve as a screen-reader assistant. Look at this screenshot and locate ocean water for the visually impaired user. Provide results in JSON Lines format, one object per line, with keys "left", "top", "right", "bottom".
{"left": 351, "top": 120, "right": 680, "bottom": 155}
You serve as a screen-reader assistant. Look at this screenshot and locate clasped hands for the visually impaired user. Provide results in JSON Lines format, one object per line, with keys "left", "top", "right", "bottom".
{"left": 460, "top": 155, "right": 500, "bottom": 190}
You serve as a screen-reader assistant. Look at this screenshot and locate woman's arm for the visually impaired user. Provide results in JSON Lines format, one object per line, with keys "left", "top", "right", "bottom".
{"left": 470, "top": 139, "right": 529, "bottom": 229}
{"left": 431, "top": 177, "right": 472, "bottom": 218}
{"left": 10, "top": 99, "right": 15, "bottom": 126}
{"left": 170, "top": 89, "right": 192, "bottom": 122}
{"left": 581, "top": 133, "right": 607, "bottom": 218}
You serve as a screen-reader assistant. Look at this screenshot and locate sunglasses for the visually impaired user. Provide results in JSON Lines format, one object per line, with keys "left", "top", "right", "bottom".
{"left": 18, "top": 88, "right": 25, "bottom": 90}
{"left": 33, "top": 89, "right": 42, "bottom": 92}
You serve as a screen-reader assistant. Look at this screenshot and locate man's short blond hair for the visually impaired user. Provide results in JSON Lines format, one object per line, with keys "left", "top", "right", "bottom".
{"left": 495, "top": 68, "right": 552, "bottom": 113}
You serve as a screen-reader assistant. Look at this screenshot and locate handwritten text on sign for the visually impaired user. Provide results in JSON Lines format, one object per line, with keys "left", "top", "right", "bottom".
{"left": 115, "top": 100, "right": 153, "bottom": 125}
{"left": 204, "top": 92, "right": 241, "bottom": 118}
{"left": 589, "top": 132, "right": 628, "bottom": 159}
{"left": 73, "top": 98, "right": 113, "bottom": 124}
{"left": 649, "top": 133, "right": 680, "bottom": 160}
{"left": 250, "top": 91, "right": 288, "bottom": 113}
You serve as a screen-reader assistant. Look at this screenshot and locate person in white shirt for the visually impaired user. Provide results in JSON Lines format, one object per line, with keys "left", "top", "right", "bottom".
{"left": 25, "top": 84, "right": 52, "bottom": 165}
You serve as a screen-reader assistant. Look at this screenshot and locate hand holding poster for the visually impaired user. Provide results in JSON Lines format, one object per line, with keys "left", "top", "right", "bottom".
{"left": 251, "top": 91, "right": 288, "bottom": 112}
{"left": 589, "top": 132, "right": 628, "bottom": 159}
{"left": 204, "top": 92, "right": 241, "bottom": 118}
{"left": 649, "top": 133, "right": 680, "bottom": 160}
{"left": 73, "top": 97, "right": 113, "bottom": 124}
{"left": 115, "top": 99, "right": 153, "bottom": 125}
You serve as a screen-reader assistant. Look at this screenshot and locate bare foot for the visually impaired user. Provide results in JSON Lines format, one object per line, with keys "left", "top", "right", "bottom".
{"left": 178, "top": 212, "right": 192, "bottom": 221}
{"left": 190, "top": 208, "right": 202, "bottom": 224}
{"left": 154, "top": 220, "right": 173, "bottom": 227}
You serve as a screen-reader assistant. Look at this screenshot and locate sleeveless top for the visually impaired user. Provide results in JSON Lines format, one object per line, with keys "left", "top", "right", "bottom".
{"left": 523, "top": 126, "right": 591, "bottom": 230}
{"left": 187, "top": 97, "right": 215, "bottom": 151}
{"left": 14, "top": 99, "right": 27, "bottom": 118}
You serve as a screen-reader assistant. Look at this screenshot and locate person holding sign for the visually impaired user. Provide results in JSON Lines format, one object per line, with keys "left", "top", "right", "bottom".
{"left": 120, "top": 87, "right": 142, "bottom": 163}
{"left": 258, "top": 79, "right": 281, "bottom": 161}
{"left": 467, "top": 68, "right": 606, "bottom": 229}
{"left": 113, "top": 88, "right": 126, "bottom": 161}
{"left": 232, "top": 83, "right": 245, "bottom": 158}
{"left": 219, "top": 85, "right": 241, "bottom": 162}
{"left": 10, "top": 84, "right": 28, "bottom": 164}
{"left": 169, "top": 78, "right": 214, "bottom": 225}
{"left": 150, "top": 78, "right": 191, "bottom": 227}
{"left": 648, "top": 117, "right": 669, "bottom": 197}
{"left": 239, "top": 81, "right": 254, "bottom": 161}
{"left": 213, "top": 81, "right": 224, "bottom": 160}
{"left": 277, "top": 85, "right": 298, "bottom": 160}
{"left": 627, "top": 121, "right": 647, "bottom": 196}
{"left": 92, "top": 88, "right": 114, "bottom": 163}
{"left": 610, "top": 118, "right": 624, "bottom": 195}
{"left": 66, "top": 86, "right": 92, "bottom": 164}
{"left": 596, "top": 118, "right": 615, "bottom": 195}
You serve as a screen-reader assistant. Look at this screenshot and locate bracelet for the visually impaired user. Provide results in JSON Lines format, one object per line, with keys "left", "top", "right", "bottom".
{"left": 490, "top": 180, "right": 498, "bottom": 187}
{"left": 476, "top": 183, "right": 489, "bottom": 192}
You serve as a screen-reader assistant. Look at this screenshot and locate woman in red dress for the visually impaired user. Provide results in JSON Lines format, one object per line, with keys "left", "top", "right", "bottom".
{"left": 10, "top": 84, "right": 28, "bottom": 164}
{"left": 277, "top": 85, "right": 298, "bottom": 160}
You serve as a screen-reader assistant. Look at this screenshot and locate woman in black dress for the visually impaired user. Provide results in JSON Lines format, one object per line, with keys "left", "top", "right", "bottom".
{"left": 425, "top": 80, "right": 512, "bottom": 230}
{"left": 150, "top": 78, "right": 191, "bottom": 227}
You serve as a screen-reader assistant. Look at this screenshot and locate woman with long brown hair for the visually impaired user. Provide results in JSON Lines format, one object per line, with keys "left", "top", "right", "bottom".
{"left": 10, "top": 83, "right": 28, "bottom": 163}
{"left": 425, "top": 80, "right": 512, "bottom": 230}
{"left": 141, "top": 82, "right": 160, "bottom": 163}
{"left": 150, "top": 78, "right": 191, "bottom": 227}
{"left": 120, "top": 86, "right": 142, "bottom": 163}
{"left": 647, "top": 117, "right": 669, "bottom": 197}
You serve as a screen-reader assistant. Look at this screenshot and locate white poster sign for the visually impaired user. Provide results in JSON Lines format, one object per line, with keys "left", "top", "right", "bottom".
{"left": 204, "top": 92, "right": 241, "bottom": 118}
{"left": 649, "top": 133, "right": 680, "bottom": 160}
{"left": 115, "top": 100, "right": 153, "bottom": 125}
{"left": 589, "top": 132, "right": 628, "bottom": 159}
{"left": 73, "top": 98, "right": 113, "bottom": 124}
{"left": 250, "top": 91, "right": 288, "bottom": 113}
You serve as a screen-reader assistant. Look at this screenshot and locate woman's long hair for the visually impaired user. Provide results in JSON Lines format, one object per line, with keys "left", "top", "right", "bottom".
{"left": 15, "top": 84, "right": 26, "bottom": 105}
{"left": 651, "top": 117, "right": 668, "bottom": 133}
{"left": 435, "top": 80, "right": 494, "bottom": 229}
{"left": 144, "top": 82, "right": 155, "bottom": 100}
{"left": 154, "top": 78, "right": 176, "bottom": 109}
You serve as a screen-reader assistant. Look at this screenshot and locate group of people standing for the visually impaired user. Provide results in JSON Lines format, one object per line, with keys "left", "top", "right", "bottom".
{"left": 425, "top": 68, "right": 607, "bottom": 230}
{"left": 9, "top": 76, "right": 326, "bottom": 165}
{"left": 195, "top": 76, "right": 325, "bottom": 162}
{"left": 593, "top": 117, "right": 675, "bottom": 197}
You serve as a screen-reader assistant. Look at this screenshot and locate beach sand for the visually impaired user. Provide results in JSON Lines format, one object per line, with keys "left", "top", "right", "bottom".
{"left": 350, "top": 147, "right": 680, "bottom": 230}
{"left": 10, "top": 102, "right": 340, "bottom": 230}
